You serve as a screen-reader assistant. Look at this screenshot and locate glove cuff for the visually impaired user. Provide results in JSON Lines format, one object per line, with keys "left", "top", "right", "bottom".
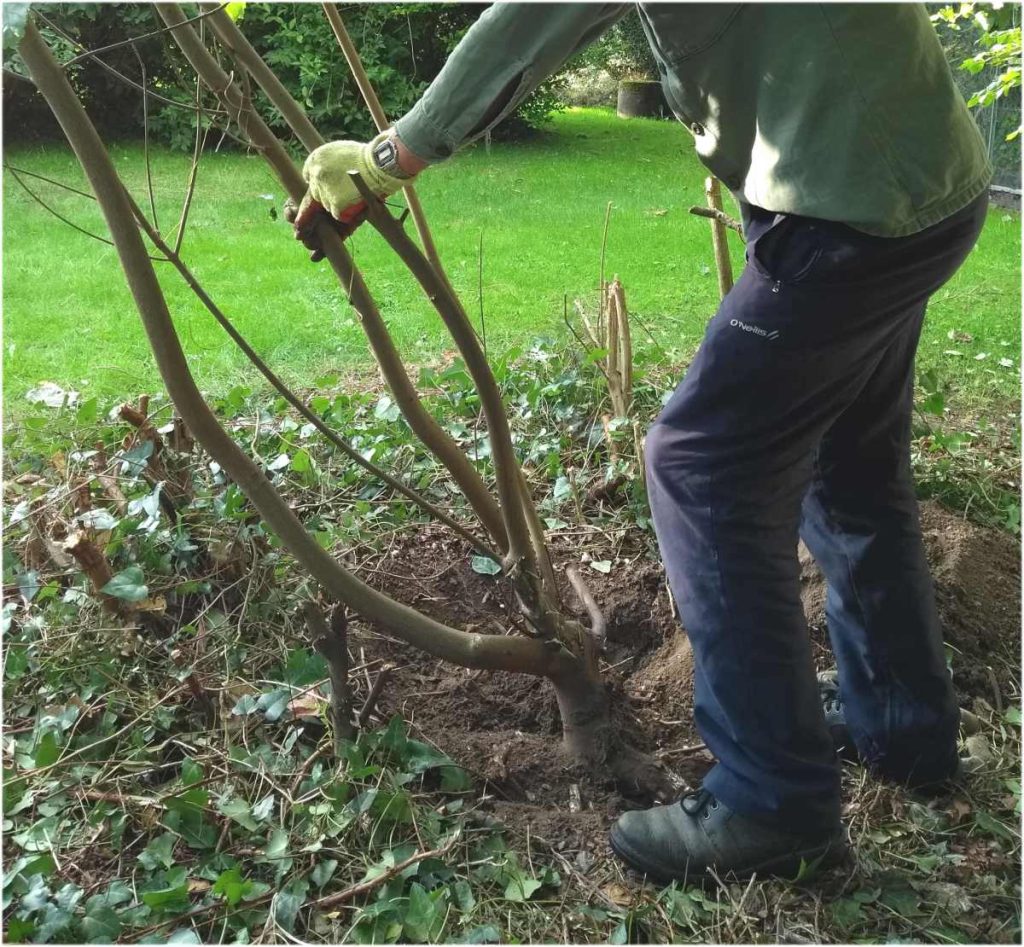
{"left": 360, "top": 132, "right": 415, "bottom": 196}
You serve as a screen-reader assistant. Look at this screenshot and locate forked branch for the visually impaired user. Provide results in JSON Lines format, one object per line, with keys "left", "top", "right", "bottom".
{"left": 18, "top": 16, "right": 577, "bottom": 682}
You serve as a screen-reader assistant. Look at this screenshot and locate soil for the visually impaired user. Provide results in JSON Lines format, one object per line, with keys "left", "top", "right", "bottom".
{"left": 349, "top": 501, "right": 1020, "bottom": 860}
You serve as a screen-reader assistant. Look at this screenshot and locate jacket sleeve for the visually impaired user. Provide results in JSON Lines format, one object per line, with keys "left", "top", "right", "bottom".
{"left": 393, "top": 3, "right": 629, "bottom": 162}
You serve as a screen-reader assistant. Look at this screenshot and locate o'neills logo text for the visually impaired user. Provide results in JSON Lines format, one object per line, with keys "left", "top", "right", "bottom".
{"left": 730, "top": 318, "right": 779, "bottom": 341}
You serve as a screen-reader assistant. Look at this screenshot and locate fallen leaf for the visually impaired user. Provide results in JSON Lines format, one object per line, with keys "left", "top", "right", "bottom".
{"left": 948, "top": 797, "right": 972, "bottom": 824}
{"left": 26, "top": 382, "right": 79, "bottom": 408}
{"left": 288, "top": 694, "right": 326, "bottom": 719}
{"left": 137, "top": 595, "right": 167, "bottom": 614}
{"left": 600, "top": 882, "right": 634, "bottom": 907}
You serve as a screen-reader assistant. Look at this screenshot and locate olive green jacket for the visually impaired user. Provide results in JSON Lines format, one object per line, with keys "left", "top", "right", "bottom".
{"left": 393, "top": 3, "right": 991, "bottom": 236}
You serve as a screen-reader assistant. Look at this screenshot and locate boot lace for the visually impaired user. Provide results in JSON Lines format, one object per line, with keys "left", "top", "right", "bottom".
{"left": 680, "top": 788, "right": 721, "bottom": 820}
{"left": 820, "top": 678, "right": 844, "bottom": 718}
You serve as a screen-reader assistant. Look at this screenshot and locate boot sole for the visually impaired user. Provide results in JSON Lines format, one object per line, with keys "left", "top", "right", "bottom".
{"left": 609, "top": 824, "right": 849, "bottom": 884}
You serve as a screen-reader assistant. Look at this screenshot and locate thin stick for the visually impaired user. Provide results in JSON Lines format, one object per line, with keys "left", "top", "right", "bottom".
{"left": 566, "top": 567, "right": 606, "bottom": 643}
{"left": 598, "top": 201, "right": 612, "bottom": 349}
{"left": 126, "top": 833, "right": 459, "bottom": 940}
{"left": 478, "top": 231, "right": 486, "bottom": 360}
{"left": 61, "top": 4, "right": 228, "bottom": 69}
{"left": 6, "top": 166, "right": 166, "bottom": 260}
{"left": 34, "top": 10, "right": 239, "bottom": 130}
{"left": 3, "top": 163, "right": 94, "bottom": 200}
{"left": 180, "top": 5, "right": 509, "bottom": 553}
{"left": 306, "top": 601, "right": 353, "bottom": 746}
{"left": 172, "top": 74, "right": 207, "bottom": 255}
{"left": 320, "top": 2, "right": 450, "bottom": 286}
{"left": 564, "top": 297, "right": 609, "bottom": 382}
{"left": 357, "top": 664, "right": 394, "bottom": 729}
{"left": 130, "top": 44, "right": 159, "bottom": 231}
{"left": 688, "top": 204, "right": 744, "bottom": 238}
{"left": 313, "top": 833, "right": 460, "bottom": 910}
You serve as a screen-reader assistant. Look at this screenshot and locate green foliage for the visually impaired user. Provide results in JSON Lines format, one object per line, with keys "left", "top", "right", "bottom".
{"left": 570, "top": 8, "right": 658, "bottom": 81}
{"left": 933, "top": 2, "right": 1022, "bottom": 139}
{"left": 6, "top": 4, "right": 564, "bottom": 149}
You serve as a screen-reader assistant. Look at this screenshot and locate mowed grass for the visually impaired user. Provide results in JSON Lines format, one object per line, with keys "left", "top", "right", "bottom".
{"left": 2, "top": 107, "right": 1020, "bottom": 416}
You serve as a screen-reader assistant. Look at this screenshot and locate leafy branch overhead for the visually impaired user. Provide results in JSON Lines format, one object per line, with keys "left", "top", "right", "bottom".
{"left": 933, "top": 2, "right": 1022, "bottom": 139}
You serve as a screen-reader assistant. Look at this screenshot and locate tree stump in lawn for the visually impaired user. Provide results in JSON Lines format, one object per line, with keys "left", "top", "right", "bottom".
{"left": 617, "top": 80, "right": 664, "bottom": 118}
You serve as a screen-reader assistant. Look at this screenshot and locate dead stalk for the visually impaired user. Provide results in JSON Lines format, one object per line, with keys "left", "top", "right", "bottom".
{"left": 703, "top": 176, "right": 734, "bottom": 299}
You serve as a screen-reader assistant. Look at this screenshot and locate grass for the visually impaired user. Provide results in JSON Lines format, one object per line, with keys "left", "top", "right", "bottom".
{"left": 3, "top": 107, "right": 1020, "bottom": 417}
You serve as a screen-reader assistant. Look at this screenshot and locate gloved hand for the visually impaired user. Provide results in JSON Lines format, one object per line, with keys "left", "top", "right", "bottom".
{"left": 287, "top": 131, "right": 414, "bottom": 261}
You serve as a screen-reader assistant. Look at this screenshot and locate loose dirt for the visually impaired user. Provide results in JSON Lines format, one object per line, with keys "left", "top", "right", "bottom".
{"left": 350, "top": 501, "right": 1020, "bottom": 859}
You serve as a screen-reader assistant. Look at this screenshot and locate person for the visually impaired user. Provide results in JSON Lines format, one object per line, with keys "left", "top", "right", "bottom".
{"left": 291, "top": 4, "right": 992, "bottom": 881}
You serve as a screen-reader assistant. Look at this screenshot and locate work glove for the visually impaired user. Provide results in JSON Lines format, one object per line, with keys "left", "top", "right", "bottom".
{"left": 286, "top": 131, "right": 413, "bottom": 261}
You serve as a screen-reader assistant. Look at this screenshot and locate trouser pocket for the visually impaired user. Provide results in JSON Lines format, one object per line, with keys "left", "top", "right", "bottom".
{"left": 747, "top": 214, "right": 824, "bottom": 285}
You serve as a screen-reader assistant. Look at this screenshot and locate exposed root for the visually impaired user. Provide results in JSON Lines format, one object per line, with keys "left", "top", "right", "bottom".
{"left": 608, "top": 740, "right": 685, "bottom": 803}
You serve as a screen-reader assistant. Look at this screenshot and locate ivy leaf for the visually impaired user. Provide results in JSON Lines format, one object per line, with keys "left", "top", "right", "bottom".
{"left": 138, "top": 833, "right": 177, "bottom": 871}
{"left": 265, "top": 828, "right": 290, "bottom": 860}
{"left": 213, "top": 868, "right": 253, "bottom": 907}
{"left": 920, "top": 391, "right": 945, "bottom": 417}
{"left": 440, "top": 764, "right": 472, "bottom": 792}
{"left": 256, "top": 689, "right": 291, "bottom": 722}
{"left": 180, "top": 758, "right": 204, "bottom": 786}
{"left": 101, "top": 567, "right": 149, "bottom": 603}
{"left": 77, "top": 509, "right": 119, "bottom": 532}
{"left": 310, "top": 859, "right": 338, "bottom": 888}
{"left": 271, "top": 878, "right": 309, "bottom": 934}
{"left": 82, "top": 906, "right": 122, "bottom": 944}
{"left": 35, "top": 903, "right": 74, "bottom": 942}
{"left": 5, "top": 919, "right": 34, "bottom": 944}
{"left": 141, "top": 867, "right": 190, "bottom": 913}
{"left": 456, "top": 924, "right": 501, "bottom": 944}
{"left": 470, "top": 555, "right": 501, "bottom": 576}
{"left": 17, "top": 570, "right": 41, "bottom": 603}
{"left": 2, "top": 5, "right": 32, "bottom": 52}
{"left": 167, "top": 930, "right": 203, "bottom": 945}
{"left": 504, "top": 871, "right": 542, "bottom": 902}
{"left": 231, "top": 694, "right": 258, "bottom": 716}
{"left": 374, "top": 395, "right": 401, "bottom": 423}
{"left": 290, "top": 449, "right": 312, "bottom": 474}
{"left": 32, "top": 731, "right": 60, "bottom": 768}
{"left": 218, "top": 797, "right": 260, "bottom": 832}
{"left": 589, "top": 560, "right": 612, "bottom": 574}
{"left": 403, "top": 882, "right": 444, "bottom": 942}
{"left": 252, "top": 794, "right": 275, "bottom": 822}
{"left": 77, "top": 397, "right": 98, "bottom": 424}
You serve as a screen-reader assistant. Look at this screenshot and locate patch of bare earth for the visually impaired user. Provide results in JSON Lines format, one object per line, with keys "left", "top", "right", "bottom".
{"left": 348, "top": 501, "right": 1020, "bottom": 864}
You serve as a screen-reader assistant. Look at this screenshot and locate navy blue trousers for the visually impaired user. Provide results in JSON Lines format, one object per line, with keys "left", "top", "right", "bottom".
{"left": 646, "top": 195, "right": 987, "bottom": 829}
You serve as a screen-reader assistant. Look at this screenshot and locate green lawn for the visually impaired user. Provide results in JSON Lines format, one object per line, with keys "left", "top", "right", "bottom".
{"left": 3, "top": 107, "right": 1020, "bottom": 415}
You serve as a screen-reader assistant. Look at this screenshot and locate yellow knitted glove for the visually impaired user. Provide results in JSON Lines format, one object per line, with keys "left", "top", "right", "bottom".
{"left": 292, "top": 131, "right": 411, "bottom": 234}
